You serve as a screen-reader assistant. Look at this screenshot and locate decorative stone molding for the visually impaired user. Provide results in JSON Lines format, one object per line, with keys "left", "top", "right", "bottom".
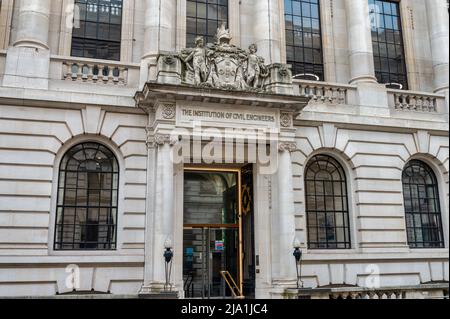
{"left": 280, "top": 113, "right": 293, "bottom": 128}
{"left": 162, "top": 55, "right": 177, "bottom": 66}
{"left": 161, "top": 104, "right": 176, "bottom": 120}
{"left": 153, "top": 134, "right": 178, "bottom": 147}
{"left": 278, "top": 142, "right": 297, "bottom": 153}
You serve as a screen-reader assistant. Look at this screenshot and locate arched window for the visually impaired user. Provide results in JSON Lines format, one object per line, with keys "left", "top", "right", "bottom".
{"left": 285, "top": 0, "right": 324, "bottom": 81}
{"left": 402, "top": 160, "right": 444, "bottom": 248}
{"left": 54, "top": 142, "right": 119, "bottom": 250}
{"left": 71, "top": 0, "right": 123, "bottom": 61}
{"left": 305, "top": 155, "right": 351, "bottom": 249}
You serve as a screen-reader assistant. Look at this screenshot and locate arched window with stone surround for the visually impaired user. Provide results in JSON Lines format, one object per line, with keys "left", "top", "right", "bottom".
{"left": 54, "top": 142, "right": 119, "bottom": 250}
{"left": 71, "top": 0, "right": 123, "bottom": 61}
{"left": 402, "top": 160, "right": 444, "bottom": 249}
{"left": 304, "top": 155, "right": 351, "bottom": 249}
{"left": 186, "top": 0, "right": 228, "bottom": 46}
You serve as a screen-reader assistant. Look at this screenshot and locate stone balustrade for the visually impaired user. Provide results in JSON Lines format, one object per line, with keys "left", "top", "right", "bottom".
{"left": 292, "top": 283, "right": 449, "bottom": 300}
{"left": 293, "top": 79, "right": 353, "bottom": 105}
{"left": 388, "top": 89, "right": 445, "bottom": 113}
{"left": 53, "top": 56, "right": 140, "bottom": 86}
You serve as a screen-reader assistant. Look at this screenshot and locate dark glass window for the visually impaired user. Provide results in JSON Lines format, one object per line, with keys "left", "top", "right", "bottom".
{"left": 369, "top": 0, "right": 408, "bottom": 89}
{"left": 285, "top": 0, "right": 324, "bottom": 80}
{"left": 71, "top": 0, "right": 123, "bottom": 61}
{"left": 305, "top": 155, "right": 351, "bottom": 249}
{"left": 54, "top": 142, "right": 119, "bottom": 250}
{"left": 186, "top": 0, "right": 228, "bottom": 46}
{"left": 402, "top": 160, "right": 444, "bottom": 249}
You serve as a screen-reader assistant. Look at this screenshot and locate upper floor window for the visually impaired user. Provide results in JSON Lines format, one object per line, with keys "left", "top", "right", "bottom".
{"left": 285, "top": 0, "right": 324, "bottom": 81}
{"left": 402, "top": 160, "right": 444, "bottom": 249}
{"left": 186, "top": 0, "right": 228, "bottom": 46}
{"left": 54, "top": 142, "right": 119, "bottom": 250}
{"left": 369, "top": 0, "right": 408, "bottom": 89}
{"left": 305, "top": 155, "right": 351, "bottom": 249}
{"left": 71, "top": 0, "right": 123, "bottom": 61}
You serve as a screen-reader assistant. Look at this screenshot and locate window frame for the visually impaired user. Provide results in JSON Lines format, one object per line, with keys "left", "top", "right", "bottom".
{"left": 185, "top": 0, "right": 229, "bottom": 47}
{"left": 70, "top": 0, "right": 124, "bottom": 61}
{"left": 53, "top": 142, "right": 120, "bottom": 251}
{"left": 304, "top": 154, "right": 352, "bottom": 250}
{"left": 284, "top": 0, "right": 324, "bottom": 81}
{"left": 402, "top": 160, "right": 445, "bottom": 249}
{"left": 369, "top": 0, "right": 409, "bottom": 90}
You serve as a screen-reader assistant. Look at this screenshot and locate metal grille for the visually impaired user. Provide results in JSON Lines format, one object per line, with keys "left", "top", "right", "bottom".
{"left": 71, "top": 0, "right": 123, "bottom": 61}
{"left": 305, "top": 155, "right": 351, "bottom": 249}
{"left": 402, "top": 160, "right": 444, "bottom": 249}
{"left": 54, "top": 142, "right": 119, "bottom": 250}
{"left": 186, "top": 0, "right": 229, "bottom": 46}
{"left": 369, "top": 0, "right": 408, "bottom": 89}
{"left": 285, "top": 0, "right": 324, "bottom": 81}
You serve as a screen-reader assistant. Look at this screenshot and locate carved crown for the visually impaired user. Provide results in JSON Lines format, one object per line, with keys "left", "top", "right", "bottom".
{"left": 216, "top": 22, "right": 232, "bottom": 43}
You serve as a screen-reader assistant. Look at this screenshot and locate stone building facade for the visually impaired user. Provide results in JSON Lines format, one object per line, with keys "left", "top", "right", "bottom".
{"left": 0, "top": 0, "right": 448, "bottom": 299}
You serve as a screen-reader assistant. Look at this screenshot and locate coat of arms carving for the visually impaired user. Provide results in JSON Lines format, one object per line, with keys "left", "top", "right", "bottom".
{"left": 157, "top": 23, "right": 291, "bottom": 94}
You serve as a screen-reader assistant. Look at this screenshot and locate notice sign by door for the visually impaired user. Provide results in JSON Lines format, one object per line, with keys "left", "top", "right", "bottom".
{"left": 215, "top": 240, "right": 224, "bottom": 252}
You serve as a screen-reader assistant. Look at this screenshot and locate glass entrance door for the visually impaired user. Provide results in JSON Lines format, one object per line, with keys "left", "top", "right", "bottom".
{"left": 183, "top": 168, "right": 243, "bottom": 299}
{"left": 183, "top": 227, "right": 238, "bottom": 298}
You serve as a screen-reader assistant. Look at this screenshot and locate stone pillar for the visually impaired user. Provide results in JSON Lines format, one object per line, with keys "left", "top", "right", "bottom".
{"left": 3, "top": 0, "right": 51, "bottom": 89}
{"left": 252, "top": 0, "right": 283, "bottom": 64}
{"left": 425, "top": 0, "right": 449, "bottom": 94}
{"left": 141, "top": 133, "right": 177, "bottom": 296}
{"left": 272, "top": 142, "right": 297, "bottom": 295}
{"left": 140, "top": 0, "right": 177, "bottom": 87}
{"left": 344, "top": 0, "right": 377, "bottom": 84}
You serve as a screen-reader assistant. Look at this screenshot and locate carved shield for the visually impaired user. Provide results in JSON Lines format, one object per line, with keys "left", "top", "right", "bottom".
{"left": 214, "top": 56, "right": 239, "bottom": 86}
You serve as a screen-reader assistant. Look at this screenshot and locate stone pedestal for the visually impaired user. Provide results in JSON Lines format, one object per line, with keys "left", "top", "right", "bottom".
{"left": 140, "top": 0, "right": 178, "bottom": 87}
{"left": 3, "top": 47, "right": 50, "bottom": 89}
{"left": 156, "top": 54, "right": 182, "bottom": 85}
{"left": 264, "top": 64, "right": 294, "bottom": 95}
{"left": 3, "top": 0, "right": 51, "bottom": 89}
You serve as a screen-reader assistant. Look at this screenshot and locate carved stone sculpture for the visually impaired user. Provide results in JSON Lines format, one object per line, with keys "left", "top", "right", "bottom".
{"left": 158, "top": 23, "right": 293, "bottom": 94}
{"left": 181, "top": 36, "right": 209, "bottom": 85}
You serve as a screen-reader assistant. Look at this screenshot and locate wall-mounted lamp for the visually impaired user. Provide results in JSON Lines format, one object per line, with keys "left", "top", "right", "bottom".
{"left": 293, "top": 238, "right": 304, "bottom": 290}
{"left": 164, "top": 238, "right": 174, "bottom": 292}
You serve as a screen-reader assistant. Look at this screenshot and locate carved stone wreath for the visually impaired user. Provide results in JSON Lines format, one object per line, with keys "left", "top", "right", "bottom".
{"left": 280, "top": 113, "right": 293, "bottom": 128}
{"left": 161, "top": 104, "right": 176, "bottom": 120}
{"left": 163, "top": 55, "right": 176, "bottom": 65}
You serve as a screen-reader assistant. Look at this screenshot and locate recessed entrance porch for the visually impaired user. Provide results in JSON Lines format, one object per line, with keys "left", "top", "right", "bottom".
{"left": 182, "top": 166, "right": 255, "bottom": 299}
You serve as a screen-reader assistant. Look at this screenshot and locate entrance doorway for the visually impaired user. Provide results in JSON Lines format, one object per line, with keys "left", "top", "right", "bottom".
{"left": 182, "top": 166, "right": 255, "bottom": 299}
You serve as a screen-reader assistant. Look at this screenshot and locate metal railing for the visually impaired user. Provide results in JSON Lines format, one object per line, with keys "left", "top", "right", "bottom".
{"left": 220, "top": 271, "right": 244, "bottom": 299}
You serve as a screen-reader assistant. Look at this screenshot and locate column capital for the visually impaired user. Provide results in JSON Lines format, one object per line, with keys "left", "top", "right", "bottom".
{"left": 147, "top": 133, "right": 178, "bottom": 148}
{"left": 278, "top": 142, "right": 297, "bottom": 153}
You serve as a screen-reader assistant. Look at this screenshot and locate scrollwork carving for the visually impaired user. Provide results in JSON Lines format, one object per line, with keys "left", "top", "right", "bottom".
{"left": 278, "top": 142, "right": 297, "bottom": 153}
